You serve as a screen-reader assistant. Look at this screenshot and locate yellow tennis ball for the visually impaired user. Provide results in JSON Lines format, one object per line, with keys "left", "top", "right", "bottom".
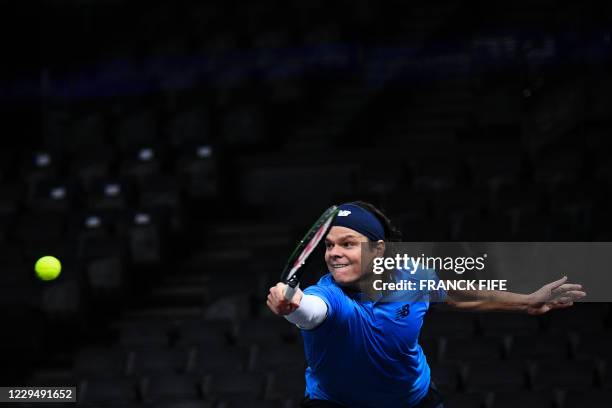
{"left": 35, "top": 256, "right": 62, "bottom": 281}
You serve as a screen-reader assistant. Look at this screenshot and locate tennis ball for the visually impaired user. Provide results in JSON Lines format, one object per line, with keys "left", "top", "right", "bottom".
{"left": 35, "top": 256, "right": 62, "bottom": 281}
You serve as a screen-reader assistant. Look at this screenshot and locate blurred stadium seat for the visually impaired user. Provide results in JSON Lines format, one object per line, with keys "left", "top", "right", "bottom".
{"left": 174, "top": 320, "right": 233, "bottom": 348}
{"left": 140, "top": 373, "right": 205, "bottom": 404}
{"left": 441, "top": 336, "right": 506, "bottom": 362}
{"left": 530, "top": 361, "right": 597, "bottom": 391}
{"left": 421, "top": 310, "right": 478, "bottom": 339}
{"left": 562, "top": 390, "right": 612, "bottom": 408}
{"left": 507, "top": 334, "right": 572, "bottom": 362}
{"left": 249, "top": 343, "right": 305, "bottom": 372}
{"left": 203, "top": 371, "right": 269, "bottom": 401}
{"left": 478, "top": 313, "right": 541, "bottom": 337}
{"left": 127, "top": 347, "right": 192, "bottom": 375}
{"left": 442, "top": 392, "right": 488, "bottom": 408}
{"left": 234, "top": 318, "right": 300, "bottom": 347}
{"left": 78, "top": 377, "right": 139, "bottom": 404}
{"left": 186, "top": 345, "right": 250, "bottom": 375}
{"left": 115, "top": 321, "right": 170, "bottom": 348}
{"left": 490, "top": 390, "right": 557, "bottom": 408}
{"left": 429, "top": 362, "right": 463, "bottom": 394}
{"left": 462, "top": 361, "right": 528, "bottom": 392}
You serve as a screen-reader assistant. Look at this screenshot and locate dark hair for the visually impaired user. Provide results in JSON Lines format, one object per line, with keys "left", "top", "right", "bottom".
{"left": 351, "top": 201, "right": 402, "bottom": 242}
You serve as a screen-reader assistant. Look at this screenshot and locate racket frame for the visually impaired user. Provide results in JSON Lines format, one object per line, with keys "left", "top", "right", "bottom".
{"left": 281, "top": 205, "right": 339, "bottom": 300}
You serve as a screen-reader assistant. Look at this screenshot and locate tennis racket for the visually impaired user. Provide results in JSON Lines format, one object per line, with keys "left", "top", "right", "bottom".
{"left": 281, "top": 205, "right": 339, "bottom": 300}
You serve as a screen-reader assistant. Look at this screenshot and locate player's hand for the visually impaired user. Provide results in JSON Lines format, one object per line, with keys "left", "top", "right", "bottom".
{"left": 526, "top": 276, "right": 587, "bottom": 315}
{"left": 267, "top": 282, "right": 304, "bottom": 316}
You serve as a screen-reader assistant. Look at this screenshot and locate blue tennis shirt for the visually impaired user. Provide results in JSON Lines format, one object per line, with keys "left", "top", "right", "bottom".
{"left": 301, "top": 269, "right": 446, "bottom": 408}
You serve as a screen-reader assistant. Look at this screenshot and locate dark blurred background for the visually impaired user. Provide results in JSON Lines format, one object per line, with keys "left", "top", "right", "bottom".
{"left": 1, "top": 1, "right": 611, "bottom": 407}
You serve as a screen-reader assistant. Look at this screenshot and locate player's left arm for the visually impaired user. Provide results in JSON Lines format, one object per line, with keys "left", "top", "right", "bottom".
{"left": 444, "top": 276, "right": 587, "bottom": 314}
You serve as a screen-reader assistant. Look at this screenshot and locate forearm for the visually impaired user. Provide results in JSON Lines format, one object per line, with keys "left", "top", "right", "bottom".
{"left": 284, "top": 294, "right": 327, "bottom": 329}
{"left": 446, "top": 290, "right": 532, "bottom": 313}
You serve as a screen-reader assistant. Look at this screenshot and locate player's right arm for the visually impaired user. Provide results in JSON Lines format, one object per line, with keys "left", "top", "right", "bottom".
{"left": 267, "top": 282, "right": 327, "bottom": 329}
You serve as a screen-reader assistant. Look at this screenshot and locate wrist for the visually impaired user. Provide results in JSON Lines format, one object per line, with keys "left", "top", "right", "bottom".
{"left": 521, "top": 293, "right": 535, "bottom": 313}
{"left": 291, "top": 288, "right": 304, "bottom": 305}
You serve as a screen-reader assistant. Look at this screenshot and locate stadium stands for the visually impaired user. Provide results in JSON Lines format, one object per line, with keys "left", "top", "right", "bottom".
{"left": 2, "top": 1, "right": 610, "bottom": 407}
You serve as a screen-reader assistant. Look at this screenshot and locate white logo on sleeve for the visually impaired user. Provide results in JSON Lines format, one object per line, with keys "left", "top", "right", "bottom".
{"left": 338, "top": 210, "right": 351, "bottom": 216}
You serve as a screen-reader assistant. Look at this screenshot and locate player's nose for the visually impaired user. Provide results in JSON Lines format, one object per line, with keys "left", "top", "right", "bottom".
{"left": 327, "top": 245, "right": 344, "bottom": 258}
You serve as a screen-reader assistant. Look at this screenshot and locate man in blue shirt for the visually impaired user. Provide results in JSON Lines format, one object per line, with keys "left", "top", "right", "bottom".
{"left": 267, "top": 202, "right": 586, "bottom": 407}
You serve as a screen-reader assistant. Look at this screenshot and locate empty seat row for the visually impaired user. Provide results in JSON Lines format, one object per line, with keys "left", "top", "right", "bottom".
{"left": 110, "top": 317, "right": 301, "bottom": 348}
{"left": 443, "top": 389, "right": 612, "bottom": 408}
{"left": 422, "top": 305, "right": 611, "bottom": 339}
{"left": 26, "top": 364, "right": 612, "bottom": 407}
{"left": 431, "top": 359, "right": 610, "bottom": 394}
{"left": 424, "top": 333, "right": 612, "bottom": 364}
{"left": 73, "top": 341, "right": 304, "bottom": 377}
{"left": 27, "top": 370, "right": 293, "bottom": 405}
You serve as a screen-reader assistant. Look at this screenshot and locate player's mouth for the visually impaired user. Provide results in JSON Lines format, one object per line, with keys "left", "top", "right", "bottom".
{"left": 331, "top": 263, "right": 350, "bottom": 270}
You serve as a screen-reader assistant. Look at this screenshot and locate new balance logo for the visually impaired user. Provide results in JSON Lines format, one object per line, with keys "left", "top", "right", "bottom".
{"left": 395, "top": 304, "right": 410, "bottom": 320}
{"left": 338, "top": 210, "right": 351, "bottom": 216}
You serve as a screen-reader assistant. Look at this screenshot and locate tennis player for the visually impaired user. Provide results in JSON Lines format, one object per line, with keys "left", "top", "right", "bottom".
{"left": 267, "top": 202, "right": 586, "bottom": 408}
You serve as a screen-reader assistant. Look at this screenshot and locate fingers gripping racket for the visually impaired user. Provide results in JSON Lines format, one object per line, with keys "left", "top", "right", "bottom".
{"left": 281, "top": 206, "right": 339, "bottom": 300}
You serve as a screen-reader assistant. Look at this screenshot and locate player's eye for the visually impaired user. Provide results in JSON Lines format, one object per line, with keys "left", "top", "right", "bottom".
{"left": 325, "top": 242, "right": 333, "bottom": 249}
{"left": 343, "top": 241, "right": 356, "bottom": 248}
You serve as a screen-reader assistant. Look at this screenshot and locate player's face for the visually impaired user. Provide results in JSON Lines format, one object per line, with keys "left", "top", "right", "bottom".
{"left": 325, "top": 226, "right": 375, "bottom": 287}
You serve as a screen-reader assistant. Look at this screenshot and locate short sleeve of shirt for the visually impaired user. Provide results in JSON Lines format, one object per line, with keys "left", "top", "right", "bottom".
{"left": 303, "top": 284, "right": 335, "bottom": 324}
{"left": 302, "top": 275, "right": 350, "bottom": 329}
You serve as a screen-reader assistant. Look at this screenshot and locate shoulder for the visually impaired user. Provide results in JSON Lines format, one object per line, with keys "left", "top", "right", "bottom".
{"left": 303, "top": 273, "right": 351, "bottom": 317}
{"left": 304, "top": 273, "right": 341, "bottom": 297}
{"left": 317, "top": 273, "right": 336, "bottom": 287}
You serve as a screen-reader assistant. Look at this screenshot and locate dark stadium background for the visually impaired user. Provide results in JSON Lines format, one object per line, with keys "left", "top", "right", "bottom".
{"left": 1, "top": 1, "right": 611, "bottom": 407}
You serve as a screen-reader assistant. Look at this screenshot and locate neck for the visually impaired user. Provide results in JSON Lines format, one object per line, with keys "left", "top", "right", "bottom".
{"left": 340, "top": 270, "right": 386, "bottom": 300}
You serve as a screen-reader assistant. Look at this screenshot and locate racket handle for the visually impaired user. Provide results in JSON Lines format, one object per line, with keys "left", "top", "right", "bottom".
{"left": 284, "top": 284, "right": 296, "bottom": 301}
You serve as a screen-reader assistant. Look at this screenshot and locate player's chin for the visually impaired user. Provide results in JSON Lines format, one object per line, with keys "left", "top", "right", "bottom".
{"left": 329, "top": 268, "right": 359, "bottom": 284}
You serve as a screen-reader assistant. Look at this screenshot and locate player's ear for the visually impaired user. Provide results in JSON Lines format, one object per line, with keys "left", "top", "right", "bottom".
{"left": 375, "top": 240, "right": 385, "bottom": 257}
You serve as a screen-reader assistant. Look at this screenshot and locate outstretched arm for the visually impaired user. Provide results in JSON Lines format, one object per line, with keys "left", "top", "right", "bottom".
{"left": 444, "top": 276, "right": 586, "bottom": 314}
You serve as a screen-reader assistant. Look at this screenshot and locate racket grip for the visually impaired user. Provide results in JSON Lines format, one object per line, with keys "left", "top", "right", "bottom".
{"left": 284, "top": 284, "right": 296, "bottom": 301}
